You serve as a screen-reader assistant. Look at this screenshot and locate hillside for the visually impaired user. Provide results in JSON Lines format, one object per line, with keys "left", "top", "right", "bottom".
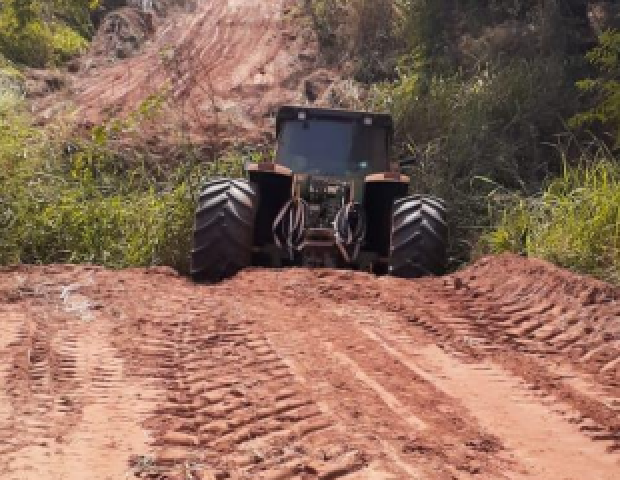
{"left": 2, "top": 0, "right": 340, "bottom": 147}
{"left": 0, "top": 1, "right": 620, "bottom": 276}
{"left": 39, "top": 0, "right": 336, "bottom": 144}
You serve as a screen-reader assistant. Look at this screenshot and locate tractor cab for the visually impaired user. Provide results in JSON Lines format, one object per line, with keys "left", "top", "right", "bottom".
{"left": 190, "top": 105, "right": 447, "bottom": 282}
{"left": 274, "top": 106, "right": 393, "bottom": 179}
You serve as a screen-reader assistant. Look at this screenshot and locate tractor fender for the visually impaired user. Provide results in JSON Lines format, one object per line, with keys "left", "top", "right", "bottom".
{"left": 247, "top": 163, "right": 294, "bottom": 248}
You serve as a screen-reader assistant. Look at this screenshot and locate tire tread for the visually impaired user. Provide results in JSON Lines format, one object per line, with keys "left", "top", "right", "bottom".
{"left": 190, "top": 178, "right": 257, "bottom": 282}
{"left": 389, "top": 195, "right": 448, "bottom": 278}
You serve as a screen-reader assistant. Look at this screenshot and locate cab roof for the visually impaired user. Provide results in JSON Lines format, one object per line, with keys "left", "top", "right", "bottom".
{"left": 275, "top": 105, "right": 393, "bottom": 138}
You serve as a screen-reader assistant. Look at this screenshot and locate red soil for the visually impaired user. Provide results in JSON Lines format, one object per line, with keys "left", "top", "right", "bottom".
{"left": 0, "top": 254, "right": 619, "bottom": 479}
{"left": 37, "top": 0, "right": 329, "bottom": 147}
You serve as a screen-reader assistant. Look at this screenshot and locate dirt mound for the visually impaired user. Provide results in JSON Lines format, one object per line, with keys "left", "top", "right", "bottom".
{"left": 450, "top": 254, "right": 620, "bottom": 383}
{"left": 90, "top": 7, "right": 156, "bottom": 62}
{"left": 0, "top": 256, "right": 619, "bottom": 479}
{"left": 455, "top": 253, "right": 619, "bottom": 301}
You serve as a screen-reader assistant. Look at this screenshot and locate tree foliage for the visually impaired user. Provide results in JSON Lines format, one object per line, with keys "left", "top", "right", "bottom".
{"left": 309, "top": 0, "right": 619, "bottom": 278}
{"left": 569, "top": 29, "right": 620, "bottom": 145}
{"left": 0, "top": 0, "right": 100, "bottom": 66}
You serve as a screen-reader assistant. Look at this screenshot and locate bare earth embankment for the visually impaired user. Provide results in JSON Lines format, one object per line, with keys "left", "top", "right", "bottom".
{"left": 36, "top": 0, "right": 328, "bottom": 145}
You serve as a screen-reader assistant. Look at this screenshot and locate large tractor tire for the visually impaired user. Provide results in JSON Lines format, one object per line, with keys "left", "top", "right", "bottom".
{"left": 190, "top": 178, "right": 258, "bottom": 282}
{"left": 389, "top": 194, "right": 448, "bottom": 278}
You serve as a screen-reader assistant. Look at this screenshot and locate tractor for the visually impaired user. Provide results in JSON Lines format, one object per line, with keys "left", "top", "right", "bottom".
{"left": 190, "top": 105, "right": 448, "bottom": 281}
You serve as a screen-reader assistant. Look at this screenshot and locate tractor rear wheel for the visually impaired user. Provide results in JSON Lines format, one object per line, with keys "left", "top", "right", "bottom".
{"left": 389, "top": 194, "right": 448, "bottom": 278}
{"left": 190, "top": 178, "right": 258, "bottom": 282}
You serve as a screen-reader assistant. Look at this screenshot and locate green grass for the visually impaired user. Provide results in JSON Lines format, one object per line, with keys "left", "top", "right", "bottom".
{"left": 0, "top": 92, "right": 247, "bottom": 274}
{"left": 481, "top": 152, "right": 620, "bottom": 283}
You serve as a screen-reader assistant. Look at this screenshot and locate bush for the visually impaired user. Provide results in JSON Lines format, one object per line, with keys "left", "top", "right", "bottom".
{"left": 306, "top": 0, "right": 398, "bottom": 81}
{"left": 0, "top": 19, "right": 89, "bottom": 67}
{"left": 0, "top": 93, "right": 246, "bottom": 273}
{"left": 569, "top": 29, "right": 620, "bottom": 146}
{"left": 51, "top": 23, "right": 90, "bottom": 64}
{"left": 480, "top": 149, "right": 620, "bottom": 283}
{"left": 0, "top": 18, "right": 54, "bottom": 67}
{"left": 366, "top": 55, "right": 576, "bottom": 266}
{"left": 0, "top": 1, "right": 91, "bottom": 67}
{"left": 374, "top": 54, "right": 575, "bottom": 191}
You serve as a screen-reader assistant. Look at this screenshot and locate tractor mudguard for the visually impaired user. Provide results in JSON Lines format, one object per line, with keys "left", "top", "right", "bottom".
{"left": 362, "top": 173, "right": 410, "bottom": 259}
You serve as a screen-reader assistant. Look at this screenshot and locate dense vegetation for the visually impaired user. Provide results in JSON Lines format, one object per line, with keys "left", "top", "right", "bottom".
{"left": 0, "top": 87, "right": 250, "bottom": 272}
{"left": 0, "top": 0, "right": 100, "bottom": 67}
{"left": 1, "top": 91, "right": 181, "bottom": 271}
{"left": 307, "top": 0, "right": 620, "bottom": 281}
{"left": 0, "top": 0, "right": 620, "bottom": 282}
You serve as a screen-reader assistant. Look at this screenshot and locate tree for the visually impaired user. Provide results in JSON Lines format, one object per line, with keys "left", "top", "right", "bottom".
{"left": 569, "top": 29, "right": 620, "bottom": 146}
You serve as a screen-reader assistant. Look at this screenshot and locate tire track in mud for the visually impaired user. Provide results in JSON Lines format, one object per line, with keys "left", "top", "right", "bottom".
{"left": 232, "top": 292, "right": 616, "bottom": 479}
{"left": 223, "top": 257, "right": 619, "bottom": 478}
{"left": 452, "top": 256, "right": 620, "bottom": 385}
{"left": 239, "top": 305, "right": 516, "bottom": 479}
{"left": 132, "top": 316, "right": 370, "bottom": 477}
{"left": 77, "top": 268, "right": 374, "bottom": 479}
{"left": 354, "top": 320, "right": 618, "bottom": 479}
{"left": 390, "top": 295, "right": 621, "bottom": 448}
{"left": 264, "top": 257, "right": 620, "bottom": 455}
{"left": 396, "top": 258, "right": 621, "bottom": 453}
{"left": 0, "top": 268, "right": 156, "bottom": 480}
{"left": 0, "top": 255, "right": 619, "bottom": 479}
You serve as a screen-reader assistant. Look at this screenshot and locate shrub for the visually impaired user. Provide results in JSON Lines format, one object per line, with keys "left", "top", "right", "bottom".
{"left": 0, "top": 17, "right": 54, "bottom": 67}
{"left": 374, "top": 54, "right": 575, "bottom": 191}
{"left": 0, "top": 1, "right": 92, "bottom": 67}
{"left": 366, "top": 55, "right": 576, "bottom": 265}
{"left": 0, "top": 93, "right": 242, "bottom": 273}
{"left": 306, "top": 0, "right": 398, "bottom": 80}
{"left": 51, "top": 23, "right": 90, "bottom": 63}
{"left": 480, "top": 149, "right": 620, "bottom": 283}
{"left": 569, "top": 29, "right": 620, "bottom": 146}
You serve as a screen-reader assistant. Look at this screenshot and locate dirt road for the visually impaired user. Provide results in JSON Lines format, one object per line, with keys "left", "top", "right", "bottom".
{"left": 0, "top": 255, "right": 619, "bottom": 479}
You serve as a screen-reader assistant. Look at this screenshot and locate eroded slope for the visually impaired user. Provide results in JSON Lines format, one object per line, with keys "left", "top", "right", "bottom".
{"left": 37, "top": 0, "right": 328, "bottom": 144}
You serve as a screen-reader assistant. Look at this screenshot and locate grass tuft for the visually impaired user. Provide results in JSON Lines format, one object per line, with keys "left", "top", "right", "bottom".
{"left": 480, "top": 146, "right": 619, "bottom": 283}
